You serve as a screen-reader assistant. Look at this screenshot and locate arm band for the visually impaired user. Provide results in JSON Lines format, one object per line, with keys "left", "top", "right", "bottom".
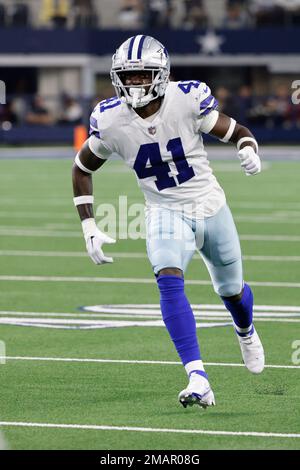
{"left": 237, "top": 137, "right": 258, "bottom": 153}
{"left": 219, "top": 118, "right": 236, "bottom": 143}
{"left": 199, "top": 109, "right": 219, "bottom": 134}
{"left": 75, "top": 153, "right": 94, "bottom": 174}
{"left": 73, "top": 195, "right": 94, "bottom": 207}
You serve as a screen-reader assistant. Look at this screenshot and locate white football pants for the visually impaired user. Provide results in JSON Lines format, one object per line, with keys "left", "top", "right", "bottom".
{"left": 145, "top": 203, "right": 243, "bottom": 297}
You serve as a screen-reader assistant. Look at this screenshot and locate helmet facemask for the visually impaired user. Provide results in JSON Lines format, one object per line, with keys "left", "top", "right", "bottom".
{"left": 111, "top": 67, "right": 169, "bottom": 108}
{"left": 110, "top": 36, "right": 170, "bottom": 109}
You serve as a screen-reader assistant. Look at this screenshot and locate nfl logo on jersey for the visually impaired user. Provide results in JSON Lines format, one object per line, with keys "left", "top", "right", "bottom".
{"left": 148, "top": 126, "right": 156, "bottom": 135}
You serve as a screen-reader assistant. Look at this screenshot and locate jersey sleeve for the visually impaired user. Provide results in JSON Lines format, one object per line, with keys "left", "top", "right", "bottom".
{"left": 195, "top": 82, "right": 219, "bottom": 134}
{"left": 88, "top": 108, "right": 114, "bottom": 159}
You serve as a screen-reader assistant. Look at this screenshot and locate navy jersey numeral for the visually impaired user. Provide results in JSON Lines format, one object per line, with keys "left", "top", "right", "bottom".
{"left": 178, "top": 81, "right": 201, "bottom": 94}
{"left": 100, "top": 97, "right": 121, "bottom": 113}
{"left": 134, "top": 138, "right": 195, "bottom": 191}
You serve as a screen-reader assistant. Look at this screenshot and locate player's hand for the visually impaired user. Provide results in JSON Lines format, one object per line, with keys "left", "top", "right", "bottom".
{"left": 82, "top": 218, "right": 116, "bottom": 265}
{"left": 238, "top": 146, "right": 261, "bottom": 176}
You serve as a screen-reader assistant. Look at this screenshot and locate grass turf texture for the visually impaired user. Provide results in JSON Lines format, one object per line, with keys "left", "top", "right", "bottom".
{"left": 0, "top": 157, "right": 299, "bottom": 450}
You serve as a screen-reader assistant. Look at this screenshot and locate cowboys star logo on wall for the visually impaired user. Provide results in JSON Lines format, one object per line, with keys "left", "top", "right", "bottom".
{"left": 196, "top": 30, "right": 225, "bottom": 55}
{"left": 148, "top": 126, "right": 156, "bottom": 135}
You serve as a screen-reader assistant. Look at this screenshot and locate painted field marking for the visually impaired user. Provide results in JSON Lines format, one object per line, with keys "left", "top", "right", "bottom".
{"left": 0, "top": 250, "right": 300, "bottom": 262}
{"left": 1, "top": 198, "right": 300, "bottom": 210}
{"left": 230, "top": 202, "right": 300, "bottom": 210}
{"left": 0, "top": 421, "right": 299, "bottom": 439}
{"left": 0, "top": 228, "right": 300, "bottom": 242}
{"left": 83, "top": 303, "right": 300, "bottom": 313}
{"left": 1, "top": 303, "right": 299, "bottom": 329}
{"left": 3, "top": 213, "right": 300, "bottom": 224}
{"left": 0, "top": 211, "right": 76, "bottom": 220}
{"left": 0, "top": 317, "right": 230, "bottom": 330}
{"left": 0, "top": 313, "right": 299, "bottom": 324}
{"left": 2, "top": 303, "right": 300, "bottom": 316}
{"left": 0, "top": 228, "right": 81, "bottom": 238}
{"left": 235, "top": 217, "right": 300, "bottom": 224}
{"left": 0, "top": 275, "right": 299, "bottom": 288}
{"left": 0, "top": 356, "right": 299, "bottom": 370}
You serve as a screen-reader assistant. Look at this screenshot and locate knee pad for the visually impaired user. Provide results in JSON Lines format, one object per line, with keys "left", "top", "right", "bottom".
{"left": 216, "top": 281, "right": 243, "bottom": 298}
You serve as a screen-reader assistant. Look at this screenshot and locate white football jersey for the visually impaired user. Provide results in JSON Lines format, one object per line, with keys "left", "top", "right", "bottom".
{"left": 89, "top": 80, "right": 226, "bottom": 218}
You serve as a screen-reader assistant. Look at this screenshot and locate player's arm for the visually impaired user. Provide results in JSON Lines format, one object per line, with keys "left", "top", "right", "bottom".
{"left": 72, "top": 139, "right": 105, "bottom": 220}
{"left": 72, "top": 139, "right": 115, "bottom": 265}
{"left": 208, "top": 112, "right": 261, "bottom": 176}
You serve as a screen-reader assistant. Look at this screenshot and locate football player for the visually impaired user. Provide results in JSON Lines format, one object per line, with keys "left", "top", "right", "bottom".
{"left": 72, "top": 35, "right": 264, "bottom": 409}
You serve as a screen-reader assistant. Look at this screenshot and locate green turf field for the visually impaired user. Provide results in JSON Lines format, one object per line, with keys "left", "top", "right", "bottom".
{"left": 0, "top": 155, "right": 299, "bottom": 450}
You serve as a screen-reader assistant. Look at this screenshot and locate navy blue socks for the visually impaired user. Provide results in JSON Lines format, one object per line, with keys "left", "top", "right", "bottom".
{"left": 222, "top": 283, "right": 254, "bottom": 337}
{"left": 157, "top": 275, "right": 201, "bottom": 366}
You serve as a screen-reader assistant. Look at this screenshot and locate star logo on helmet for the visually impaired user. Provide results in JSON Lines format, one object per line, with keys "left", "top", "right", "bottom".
{"left": 148, "top": 126, "right": 156, "bottom": 135}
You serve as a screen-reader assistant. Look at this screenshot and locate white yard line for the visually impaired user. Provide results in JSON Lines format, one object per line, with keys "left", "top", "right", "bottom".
{"left": 242, "top": 255, "right": 300, "bottom": 262}
{"left": 0, "top": 228, "right": 300, "bottom": 242}
{"left": 2, "top": 305, "right": 300, "bottom": 315}
{"left": 0, "top": 250, "right": 300, "bottom": 262}
{"left": 235, "top": 216, "right": 300, "bottom": 224}
{"left": 1, "top": 356, "right": 299, "bottom": 370}
{"left": 239, "top": 235, "right": 300, "bottom": 242}
{"left": 3, "top": 213, "right": 300, "bottom": 224}
{"left": 0, "top": 275, "right": 299, "bottom": 288}
{"left": 0, "top": 313, "right": 299, "bottom": 323}
{"left": 230, "top": 202, "right": 300, "bottom": 210}
{"left": 0, "top": 250, "right": 87, "bottom": 258}
{"left": 1, "top": 198, "right": 300, "bottom": 210}
{"left": 0, "top": 211, "right": 75, "bottom": 220}
{"left": 0, "top": 228, "right": 81, "bottom": 238}
{"left": 0, "top": 421, "right": 299, "bottom": 439}
{"left": 83, "top": 304, "right": 300, "bottom": 313}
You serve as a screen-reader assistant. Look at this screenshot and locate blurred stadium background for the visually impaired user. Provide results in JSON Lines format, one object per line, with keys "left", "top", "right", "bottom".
{"left": 0, "top": 0, "right": 300, "bottom": 452}
{"left": 0, "top": 0, "right": 300, "bottom": 147}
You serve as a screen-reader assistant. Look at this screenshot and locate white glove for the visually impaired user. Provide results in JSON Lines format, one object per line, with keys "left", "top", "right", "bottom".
{"left": 82, "top": 218, "right": 115, "bottom": 265}
{"left": 238, "top": 146, "right": 261, "bottom": 176}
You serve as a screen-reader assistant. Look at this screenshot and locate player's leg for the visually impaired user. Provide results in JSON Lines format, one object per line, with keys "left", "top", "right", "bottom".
{"left": 146, "top": 207, "right": 215, "bottom": 408}
{"left": 198, "top": 204, "right": 264, "bottom": 374}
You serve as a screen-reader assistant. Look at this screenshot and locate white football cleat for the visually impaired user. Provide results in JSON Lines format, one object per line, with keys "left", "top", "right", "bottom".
{"left": 237, "top": 328, "right": 265, "bottom": 374}
{"left": 178, "top": 372, "right": 215, "bottom": 409}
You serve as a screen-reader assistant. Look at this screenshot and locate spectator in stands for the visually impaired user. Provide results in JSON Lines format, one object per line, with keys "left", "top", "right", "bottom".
{"left": 58, "top": 94, "right": 83, "bottom": 125}
{"left": 276, "top": 0, "right": 300, "bottom": 25}
{"left": 10, "top": 95, "right": 27, "bottom": 124}
{"left": 144, "top": 0, "right": 172, "bottom": 29}
{"left": 264, "top": 84, "right": 291, "bottom": 127}
{"left": 118, "top": 0, "right": 143, "bottom": 30}
{"left": 214, "top": 86, "right": 233, "bottom": 115}
{"left": 0, "top": 103, "right": 9, "bottom": 124}
{"left": 72, "top": 0, "right": 98, "bottom": 28}
{"left": 249, "top": 0, "right": 285, "bottom": 26}
{"left": 183, "top": 0, "right": 208, "bottom": 29}
{"left": 232, "top": 85, "right": 254, "bottom": 125}
{"left": 0, "top": 3, "right": 6, "bottom": 27}
{"left": 8, "top": 79, "right": 28, "bottom": 125}
{"left": 9, "top": 2, "right": 31, "bottom": 27}
{"left": 41, "top": 0, "right": 70, "bottom": 28}
{"left": 222, "top": 1, "right": 250, "bottom": 28}
{"left": 25, "top": 95, "right": 54, "bottom": 126}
